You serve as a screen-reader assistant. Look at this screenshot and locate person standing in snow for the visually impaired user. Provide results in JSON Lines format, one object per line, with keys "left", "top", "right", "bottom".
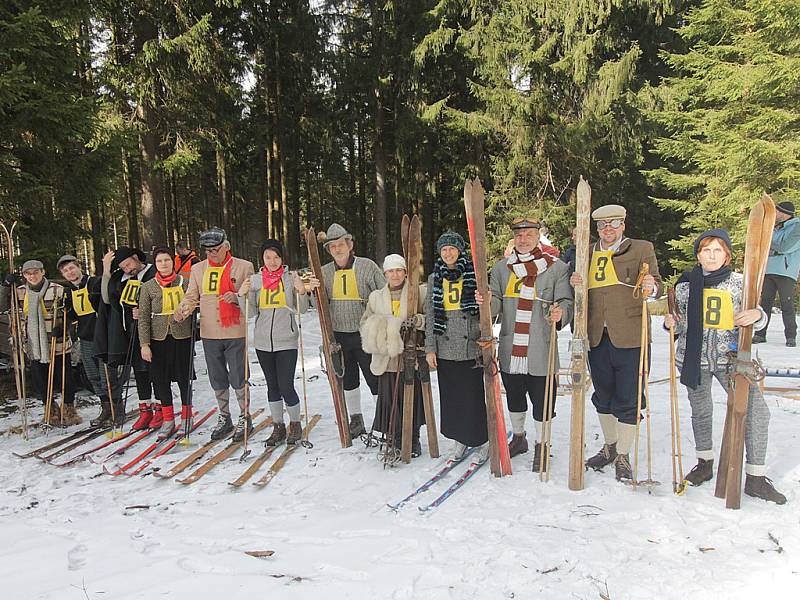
{"left": 360, "top": 254, "right": 427, "bottom": 458}
{"left": 424, "top": 232, "right": 488, "bottom": 463}
{"left": 138, "top": 247, "right": 193, "bottom": 440}
{"left": 240, "top": 239, "right": 309, "bottom": 447}
{"left": 570, "top": 204, "right": 662, "bottom": 482}
{"left": 174, "top": 227, "right": 255, "bottom": 442}
{"left": 664, "top": 229, "right": 786, "bottom": 504}
{"left": 478, "top": 217, "right": 573, "bottom": 470}
{"left": 306, "top": 223, "right": 385, "bottom": 439}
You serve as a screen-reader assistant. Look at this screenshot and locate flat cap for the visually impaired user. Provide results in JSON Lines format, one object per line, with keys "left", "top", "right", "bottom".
{"left": 591, "top": 204, "right": 627, "bottom": 220}
{"left": 199, "top": 227, "right": 227, "bottom": 248}
{"left": 21, "top": 260, "right": 44, "bottom": 272}
{"left": 56, "top": 254, "right": 79, "bottom": 269}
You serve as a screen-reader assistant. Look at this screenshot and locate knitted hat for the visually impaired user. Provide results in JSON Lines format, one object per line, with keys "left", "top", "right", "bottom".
{"left": 693, "top": 228, "right": 732, "bottom": 256}
{"left": 199, "top": 227, "right": 227, "bottom": 248}
{"left": 591, "top": 205, "right": 627, "bottom": 220}
{"left": 382, "top": 253, "right": 406, "bottom": 272}
{"left": 776, "top": 201, "right": 795, "bottom": 217}
{"left": 21, "top": 259, "right": 44, "bottom": 272}
{"left": 260, "top": 238, "right": 284, "bottom": 258}
{"left": 151, "top": 246, "right": 173, "bottom": 264}
{"left": 319, "top": 223, "right": 352, "bottom": 247}
{"left": 114, "top": 246, "right": 146, "bottom": 265}
{"left": 56, "top": 254, "right": 80, "bottom": 270}
{"left": 435, "top": 231, "right": 466, "bottom": 254}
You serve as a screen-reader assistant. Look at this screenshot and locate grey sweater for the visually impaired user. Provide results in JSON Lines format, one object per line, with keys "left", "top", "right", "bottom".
{"left": 489, "top": 257, "right": 574, "bottom": 376}
{"left": 248, "top": 270, "right": 309, "bottom": 353}
{"left": 321, "top": 256, "right": 385, "bottom": 333}
{"left": 423, "top": 272, "right": 481, "bottom": 362}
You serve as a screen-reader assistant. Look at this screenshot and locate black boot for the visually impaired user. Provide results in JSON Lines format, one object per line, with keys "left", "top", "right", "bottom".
{"left": 349, "top": 414, "right": 366, "bottom": 437}
{"left": 211, "top": 414, "right": 234, "bottom": 441}
{"left": 684, "top": 459, "right": 714, "bottom": 486}
{"left": 752, "top": 333, "right": 767, "bottom": 344}
{"left": 744, "top": 475, "right": 787, "bottom": 505}
{"left": 411, "top": 437, "right": 422, "bottom": 458}
{"left": 111, "top": 399, "right": 126, "bottom": 426}
{"left": 90, "top": 396, "right": 112, "bottom": 427}
{"left": 508, "top": 432, "right": 529, "bottom": 458}
{"left": 615, "top": 453, "right": 632, "bottom": 481}
{"left": 586, "top": 442, "right": 618, "bottom": 470}
{"left": 232, "top": 414, "right": 254, "bottom": 442}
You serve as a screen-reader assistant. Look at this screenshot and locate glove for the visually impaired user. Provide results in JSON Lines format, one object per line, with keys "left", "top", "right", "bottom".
{"left": 2, "top": 273, "right": 18, "bottom": 287}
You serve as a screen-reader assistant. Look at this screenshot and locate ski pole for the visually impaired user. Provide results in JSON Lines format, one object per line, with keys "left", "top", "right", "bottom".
{"left": 239, "top": 293, "right": 252, "bottom": 462}
{"left": 632, "top": 264, "right": 650, "bottom": 489}
{"left": 295, "top": 288, "right": 313, "bottom": 449}
{"left": 103, "top": 363, "right": 118, "bottom": 436}
{"left": 183, "top": 309, "right": 197, "bottom": 443}
{"left": 667, "top": 288, "right": 687, "bottom": 495}
{"left": 539, "top": 305, "right": 558, "bottom": 480}
{"left": 59, "top": 297, "right": 67, "bottom": 426}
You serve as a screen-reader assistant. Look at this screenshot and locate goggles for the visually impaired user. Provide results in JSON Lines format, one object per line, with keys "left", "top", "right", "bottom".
{"left": 596, "top": 218, "right": 624, "bottom": 230}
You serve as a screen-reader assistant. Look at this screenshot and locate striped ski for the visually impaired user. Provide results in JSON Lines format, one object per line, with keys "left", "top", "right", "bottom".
{"left": 387, "top": 448, "right": 477, "bottom": 511}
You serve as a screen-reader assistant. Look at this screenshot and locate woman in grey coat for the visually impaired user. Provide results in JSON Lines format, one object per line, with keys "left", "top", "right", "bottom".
{"left": 241, "top": 239, "right": 309, "bottom": 446}
{"left": 425, "top": 232, "right": 488, "bottom": 463}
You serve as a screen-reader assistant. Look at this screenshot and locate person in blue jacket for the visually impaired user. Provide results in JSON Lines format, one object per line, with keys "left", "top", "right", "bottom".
{"left": 753, "top": 201, "right": 800, "bottom": 347}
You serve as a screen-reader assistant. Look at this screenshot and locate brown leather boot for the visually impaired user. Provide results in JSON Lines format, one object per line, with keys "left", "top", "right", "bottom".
{"left": 286, "top": 421, "right": 302, "bottom": 445}
{"left": 61, "top": 403, "right": 83, "bottom": 426}
{"left": 508, "top": 432, "right": 529, "bottom": 458}
{"left": 265, "top": 422, "right": 287, "bottom": 447}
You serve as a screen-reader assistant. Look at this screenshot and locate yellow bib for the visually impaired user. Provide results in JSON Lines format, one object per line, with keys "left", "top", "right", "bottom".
{"left": 391, "top": 299, "right": 401, "bottom": 317}
{"left": 71, "top": 288, "right": 95, "bottom": 317}
{"left": 259, "top": 282, "right": 288, "bottom": 309}
{"left": 443, "top": 278, "right": 463, "bottom": 310}
{"left": 332, "top": 269, "right": 360, "bottom": 301}
{"left": 202, "top": 266, "right": 225, "bottom": 296}
{"left": 120, "top": 279, "right": 142, "bottom": 306}
{"left": 161, "top": 286, "right": 185, "bottom": 315}
{"left": 702, "top": 289, "right": 734, "bottom": 330}
{"left": 504, "top": 273, "right": 535, "bottom": 299}
{"left": 588, "top": 250, "right": 619, "bottom": 289}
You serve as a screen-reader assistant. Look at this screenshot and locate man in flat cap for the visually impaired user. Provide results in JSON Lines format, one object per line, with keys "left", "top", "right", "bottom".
{"left": 753, "top": 201, "right": 799, "bottom": 347}
{"left": 58, "top": 255, "right": 120, "bottom": 426}
{"left": 95, "top": 246, "right": 157, "bottom": 430}
{"left": 1, "top": 259, "right": 80, "bottom": 424}
{"left": 570, "top": 204, "right": 662, "bottom": 482}
{"left": 307, "top": 223, "right": 385, "bottom": 438}
{"left": 175, "top": 227, "right": 255, "bottom": 441}
{"left": 478, "top": 216, "right": 573, "bottom": 470}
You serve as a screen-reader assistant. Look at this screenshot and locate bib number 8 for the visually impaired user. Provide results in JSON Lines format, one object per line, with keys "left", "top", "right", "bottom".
{"left": 705, "top": 295, "right": 722, "bottom": 326}
{"left": 595, "top": 256, "right": 608, "bottom": 282}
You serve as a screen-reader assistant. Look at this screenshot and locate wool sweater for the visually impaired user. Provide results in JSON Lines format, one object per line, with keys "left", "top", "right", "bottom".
{"left": 320, "top": 255, "right": 385, "bottom": 333}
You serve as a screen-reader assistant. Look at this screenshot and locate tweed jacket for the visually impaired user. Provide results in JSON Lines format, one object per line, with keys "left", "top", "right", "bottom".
{"left": 585, "top": 238, "right": 663, "bottom": 349}
{"left": 179, "top": 256, "right": 254, "bottom": 340}
{"left": 138, "top": 276, "right": 192, "bottom": 345}
{"left": 489, "top": 257, "right": 574, "bottom": 376}
{"left": 423, "top": 272, "right": 481, "bottom": 362}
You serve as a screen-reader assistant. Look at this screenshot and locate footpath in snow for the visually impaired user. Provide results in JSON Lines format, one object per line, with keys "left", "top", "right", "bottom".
{"left": 0, "top": 315, "right": 798, "bottom": 600}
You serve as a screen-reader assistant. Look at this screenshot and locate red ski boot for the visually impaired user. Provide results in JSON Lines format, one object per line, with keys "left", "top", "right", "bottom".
{"left": 131, "top": 403, "right": 154, "bottom": 430}
{"left": 149, "top": 404, "right": 163, "bottom": 430}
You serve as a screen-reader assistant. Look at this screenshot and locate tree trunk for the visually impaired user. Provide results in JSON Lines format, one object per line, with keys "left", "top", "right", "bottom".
{"left": 371, "top": 1, "right": 387, "bottom": 262}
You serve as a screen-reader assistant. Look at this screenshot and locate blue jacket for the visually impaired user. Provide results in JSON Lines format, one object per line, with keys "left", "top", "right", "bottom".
{"left": 767, "top": 217, "right": 800, "bottom": 280}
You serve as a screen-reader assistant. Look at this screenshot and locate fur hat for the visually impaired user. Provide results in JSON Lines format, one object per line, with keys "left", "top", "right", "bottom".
{"left": 260, "top": 239, "right": 284, "bottom": 258}
{"left": 318, "top": 223, "right": 352, "bottom": 247}
{"left": 382, "top": 253, "right": 406, "bottom": 272}
{"left": 435, "top": 231, "right": 466, "bottom": 254}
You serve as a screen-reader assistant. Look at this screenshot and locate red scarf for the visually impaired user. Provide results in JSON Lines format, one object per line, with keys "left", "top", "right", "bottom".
{"left": 156, "top": 271, "right": 177, "bottom": 287}
{"left": 209, "top": 252, "right": 240, "bottom": 327}
{"left": 261, "top": 265, "right": 285, "bottom": 291}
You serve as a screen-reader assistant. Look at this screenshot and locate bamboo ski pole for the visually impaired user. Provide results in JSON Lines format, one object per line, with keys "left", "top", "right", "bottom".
{"left": 632, "top": 264, "right": 649, "bottom": 489}
{"left": 667, "top": 289, "right": 687, "bottom": 495}
{"left": 239, "top": 293, "right": 252, "bottom": 462}
{"left": 295, "top": 288, "right": 313, "bottom": 449}
{"left": 539, "top": 307, "right": 558, "bottom": 480}
{"left": 59, "top": 298, "right": 67, "bottom": 426}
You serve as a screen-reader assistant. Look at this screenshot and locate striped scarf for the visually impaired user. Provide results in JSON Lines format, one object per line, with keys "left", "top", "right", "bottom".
{"left": 432, "top": 255, "right": 479, "bottom": 335}
{"left": 506, "top": 246, "right": 557, "bottom": 374}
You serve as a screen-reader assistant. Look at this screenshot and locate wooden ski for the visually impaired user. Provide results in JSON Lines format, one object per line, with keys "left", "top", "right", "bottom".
{"left": 716, "top": 193, "right": 776, "bottom": 509}
{"left": 253, "top": 414, "right": 322, "bottom": 487}
{"left": 568, "top": 176, "right": 592, "bottom": 490}
{"left": 463, "top": 178, "right": 512, "bottom": 477}
{"left": 304, "top": 228, "right": 352, "bottom": 448}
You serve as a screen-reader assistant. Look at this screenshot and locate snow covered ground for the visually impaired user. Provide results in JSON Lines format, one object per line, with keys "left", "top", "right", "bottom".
{"left": 0, "top": 314, "right": 798, "bottom": 600}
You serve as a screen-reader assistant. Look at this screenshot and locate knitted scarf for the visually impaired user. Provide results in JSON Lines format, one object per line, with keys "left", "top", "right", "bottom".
{"left": 506, "top": 245, "right": 558, "bottom": 374}
{"left": 261, "top": 265, "right": 285, "bottom": 291}
{"left": 209, "top": 251, "right": 240, "bottom": 328}
{"left": 677, "top": 264, "right": 731, "bottom": 389}
{"left": 25, "top": 278, "right": 52, "bottom": 362}
{"left": 431, "top": 255, "right": 478, "bottom": 335}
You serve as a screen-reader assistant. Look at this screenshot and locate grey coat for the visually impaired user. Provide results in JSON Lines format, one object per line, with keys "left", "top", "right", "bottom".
{"left": 424, "top": 272, "right": 481, "bottom": 362}
{"left": 248, "top": 270, "right": 309, "bottom": 353}
{"left": 489, "top": 257, "right": 574, "bottom": 376}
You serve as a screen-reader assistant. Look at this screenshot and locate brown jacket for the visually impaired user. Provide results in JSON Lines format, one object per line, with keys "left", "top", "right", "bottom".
{"left": 179, "top": 257, "right": 255, "bottom": 339}
{"left": 586, "top": 238, "right": 663, "bottom": 349}
{"left": 138, "top": 276, "right": 193, "bottom": 345}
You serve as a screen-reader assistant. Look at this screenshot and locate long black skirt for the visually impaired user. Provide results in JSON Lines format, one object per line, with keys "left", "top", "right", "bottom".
{"left": 438, "top": 358, "right": 488, "bottom": 447}
{"left": 371, "top": 370, "right": 425, "bottom": 441}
